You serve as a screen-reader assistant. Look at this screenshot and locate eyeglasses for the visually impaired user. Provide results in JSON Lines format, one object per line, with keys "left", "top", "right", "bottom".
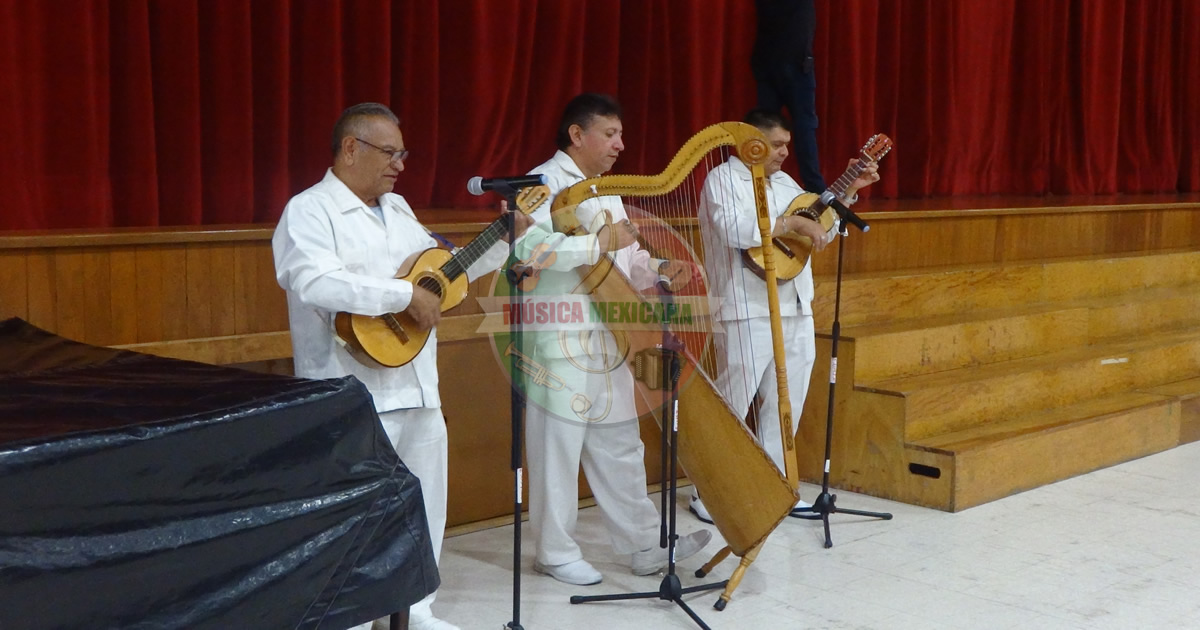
{"left": 355, "top": 137, "right": 409, "bottom": 163}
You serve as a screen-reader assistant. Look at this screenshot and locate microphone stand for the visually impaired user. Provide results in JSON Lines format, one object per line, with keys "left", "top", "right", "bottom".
{"left": 568, "top": 284, "right": 726, "bottom": 630}
{"left": 791, "top": 205, "right": 892, "bottom": 547}
{"left": 497, "top": 183, "right": 527, "bottom": 630}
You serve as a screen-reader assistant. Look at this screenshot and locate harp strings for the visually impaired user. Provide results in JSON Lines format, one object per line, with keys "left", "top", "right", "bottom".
{"left": 626, "top": 145, "right": 760, "bottom": 417}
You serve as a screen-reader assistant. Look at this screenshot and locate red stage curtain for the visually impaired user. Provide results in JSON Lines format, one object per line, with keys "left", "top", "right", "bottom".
{"left": 1, "top": 0, "right": 1197, "bottom": 230}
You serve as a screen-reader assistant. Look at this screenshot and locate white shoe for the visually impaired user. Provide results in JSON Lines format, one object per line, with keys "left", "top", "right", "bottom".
{"left": 689, "top": 494, "right": 713, "bottom": 524}
{"left": 631, "top": 529, "right": 712, "bottom": 576}
{"left": 534, "top": 559, "right": 603, "bottom": 585}
{"left": 789, "top": 498, "right": 820, "bottom": 520}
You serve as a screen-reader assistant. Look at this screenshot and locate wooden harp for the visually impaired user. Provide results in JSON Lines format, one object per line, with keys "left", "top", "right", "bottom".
{"left": 549, "top": 122, "right": 800, "bottom": 609}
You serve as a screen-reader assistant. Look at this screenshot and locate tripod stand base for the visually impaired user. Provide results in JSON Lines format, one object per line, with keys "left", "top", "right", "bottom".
{"left": 570, "top": 572, "right": 728, "bottom": 630}
{"left": 792, "top": 491, "right": 892, "bottom": 548}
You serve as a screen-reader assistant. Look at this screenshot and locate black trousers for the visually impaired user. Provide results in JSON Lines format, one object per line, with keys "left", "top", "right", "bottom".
{"left": 755, "top": 60, "right": 826, "bottom": 192}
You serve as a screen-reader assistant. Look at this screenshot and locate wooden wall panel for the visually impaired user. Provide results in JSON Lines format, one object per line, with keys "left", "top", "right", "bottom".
{"left": 159, "top": 247, "right": 190, "bottom": 342}
{"left": 0, "top": 228, "right": 284, "bottom": 362}
{"left": 52, "top": 251, "right": 90, "bottom": 343}
{"left": 207, "top": 244, "right": 239, "bottom": 336}
{"left": 81, "top": 250, "right": 115, "bottom": 345}
{"left": 0, "top": 252, "right": 27, "bottom": 321}
{"left": 441, "top": 337, "right": 521, "bottom": 526}
{"left": 25, "top": 252, "right": 56, "bottom": 331}
{"left": 816, "top": 215, "right": 1001, "bottom": 276}
{"left": 134, "top": 247, "right": 167, "bottom": 343}
{"left": 233, "top": 245, "right": 259, "bottom": 334}
{"left": 234, "top": 242, "right": 290, "bottom": 333}
{"left": 255, "top": 245, "right": 289, "bottom": 332}
{"left": 185, "top": 245, "right": 217, "bottom": 339}
{"left": 108, "top": 249, "right": 139, "bottom": 345}
{"left": 1155, "top": 209, "right": 1198, "bottom": 250}
{"left": 997, "top": 213, "right": 1097, "bottom": 262}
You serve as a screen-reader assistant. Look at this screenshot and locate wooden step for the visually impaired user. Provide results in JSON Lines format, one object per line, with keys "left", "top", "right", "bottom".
{"left": 1087, "top": 286, "right": 1200, "bottom": 342}
{"left": 814, "top": 248, "right": 1200, "bottom": 328}
{"left": 1139, "top": 376, "right": 1200, "bottom": 444}
{"left": 905, "top": 391, "right": 1181, "bottom": 511}
{"left": 844, "top": 304, "right": 1089, "bottom": 382}
{"left": 841, "top": 283, "right": 1200, "bottom": 381}
{"left": 859, "top": 329, "right": 1200, "bottom": 440}
{"left": 814, "top": 262, "right": 1047, "bottom": 327}
{"left": 1042, "top": 249, "right": 1200, "bottom": 301}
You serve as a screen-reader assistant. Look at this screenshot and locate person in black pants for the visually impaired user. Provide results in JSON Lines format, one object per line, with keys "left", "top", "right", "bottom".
{"left": 752, "top": 0, "right": 826, "bottom": 192}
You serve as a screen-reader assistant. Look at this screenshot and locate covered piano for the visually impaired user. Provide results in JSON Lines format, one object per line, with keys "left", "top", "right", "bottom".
{"left": 0, "top": 317, "right": 436, "bottom": 630}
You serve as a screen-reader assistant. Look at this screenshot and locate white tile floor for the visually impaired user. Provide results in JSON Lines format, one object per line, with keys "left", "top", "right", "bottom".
{"left": 433, "top": 441, "right": 1200, "bottom": 629}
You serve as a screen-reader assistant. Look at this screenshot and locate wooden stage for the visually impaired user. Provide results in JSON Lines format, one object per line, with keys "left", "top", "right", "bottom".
{"left": 3, "top": 193, "right": 1198, "bottom": 522}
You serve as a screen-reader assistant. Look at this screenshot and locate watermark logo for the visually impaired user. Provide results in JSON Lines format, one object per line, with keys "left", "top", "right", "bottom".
{"left": 483, "top": 201, "right": 713, "bottom": 427}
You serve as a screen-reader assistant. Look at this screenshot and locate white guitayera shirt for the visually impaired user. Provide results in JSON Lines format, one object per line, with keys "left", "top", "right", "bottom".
{"left": 521, "top": 150, "right": 664, "bottom": 291}
{"left": 273, "top": 169, "right": 504, "bottom": 412}
{"left": 699, "top": 156, "right": 832, "bottom": 322}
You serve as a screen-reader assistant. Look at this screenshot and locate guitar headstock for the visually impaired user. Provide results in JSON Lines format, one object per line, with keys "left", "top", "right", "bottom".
{"left": 859, "top": 134, "right": 893, "bottom": 163}
{"left": 515, "top": 184, "right": 551, "bottom": 215}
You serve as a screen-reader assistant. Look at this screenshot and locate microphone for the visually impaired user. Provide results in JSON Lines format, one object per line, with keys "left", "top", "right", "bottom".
{"left": 820, "top": 190, "right": 870, "bottom": 233}
{"left": 467, "top": 174, "right": 548, "bottom": 196}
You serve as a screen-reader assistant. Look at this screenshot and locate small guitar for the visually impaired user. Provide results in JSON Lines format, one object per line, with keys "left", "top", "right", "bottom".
{"left": 742, "top": 134, "right": 892, "bottom": 281}
{"left": 334, "top": 185, "right": 549, "bottom": 367}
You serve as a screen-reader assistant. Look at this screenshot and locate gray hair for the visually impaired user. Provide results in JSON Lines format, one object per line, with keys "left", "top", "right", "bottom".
{"left": 332, "top": 102, "right": 400, "bottom": 157}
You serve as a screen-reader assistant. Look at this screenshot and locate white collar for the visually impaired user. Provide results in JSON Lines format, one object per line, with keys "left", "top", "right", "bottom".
{"left": 727, "top": 156, "right": 804, "bottom": 193}
{"left": 319, "top": 168, "right": 411, "bottom": 218}
{"left": 549, "top": 149, "right": 590, "bottom": 180}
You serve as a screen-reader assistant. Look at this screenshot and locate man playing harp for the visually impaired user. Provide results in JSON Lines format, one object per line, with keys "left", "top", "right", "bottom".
{"left": 514, "top": 93, "right": 711, "bottom": 586}
{"left": 691, "top": 109, "right": 879, "bottom": 523}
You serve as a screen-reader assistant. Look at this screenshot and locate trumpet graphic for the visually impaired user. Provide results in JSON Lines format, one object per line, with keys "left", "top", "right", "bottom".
{"left": 504, "top": 343, "right": 566, "bottom": 391}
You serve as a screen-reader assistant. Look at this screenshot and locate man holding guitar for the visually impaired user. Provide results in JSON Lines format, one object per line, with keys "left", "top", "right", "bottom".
{"left": 272, "top": 102, "right": 531, "bottom": 630}
{"left": 514, "top": 93, "right": 711, "bottom": 587}
{"left": 692, "top": 109, "right": 881, "bottom": 524}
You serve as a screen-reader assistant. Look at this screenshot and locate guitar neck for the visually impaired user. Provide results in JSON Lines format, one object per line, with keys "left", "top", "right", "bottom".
{"left": 823, "top": 152, "right": 873, "bottom": 199}
{"left": 439, "top": 215, "right": 512, "bottom": 281}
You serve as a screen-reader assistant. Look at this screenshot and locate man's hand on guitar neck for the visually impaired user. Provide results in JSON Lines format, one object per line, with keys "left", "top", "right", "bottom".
{"left": 405, "top": 286, "right": 442, "bottom": 331}
{"left": 843, "top": 158, "right": 881, "bottom": 200}
{"left": 497, "top": 199, "right": 536, "bottom": 243}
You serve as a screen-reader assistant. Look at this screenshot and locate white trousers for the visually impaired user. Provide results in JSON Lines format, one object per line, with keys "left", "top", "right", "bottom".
{"left": 350, "top": 406, "right": 448, "bottom": 630}
{"left": 524, "top": 362, "right": 661, "bottom": 566}
{"left": 713, "top": 314, "right": 816, "bottom": 473}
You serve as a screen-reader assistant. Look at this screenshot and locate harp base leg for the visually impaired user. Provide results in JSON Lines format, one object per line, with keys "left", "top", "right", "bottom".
{"left": 695, "top": 545, "right": 732, "bottom": 578}
{"left": 712, "top": 543, "right": 762, "bottom": 610}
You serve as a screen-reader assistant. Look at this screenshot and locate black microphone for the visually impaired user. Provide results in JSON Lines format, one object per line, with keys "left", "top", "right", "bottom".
{"left": 820, "top": 190, "right": 870, "bottom": 233}
{"left": 466, "top": 174, "right": 548, "bottom": 196}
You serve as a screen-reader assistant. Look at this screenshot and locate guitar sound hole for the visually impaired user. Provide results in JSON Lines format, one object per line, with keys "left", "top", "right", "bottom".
{"left": 417, "top": 275, "right": 444, "bottom": 298}
{"left": 381, "top": 313, "right": 409, "bottom": 343}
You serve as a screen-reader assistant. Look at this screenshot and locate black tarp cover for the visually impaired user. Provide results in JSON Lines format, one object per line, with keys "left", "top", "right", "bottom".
{"left": 0, "top": 318, "right": 438, "bottom": 630}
